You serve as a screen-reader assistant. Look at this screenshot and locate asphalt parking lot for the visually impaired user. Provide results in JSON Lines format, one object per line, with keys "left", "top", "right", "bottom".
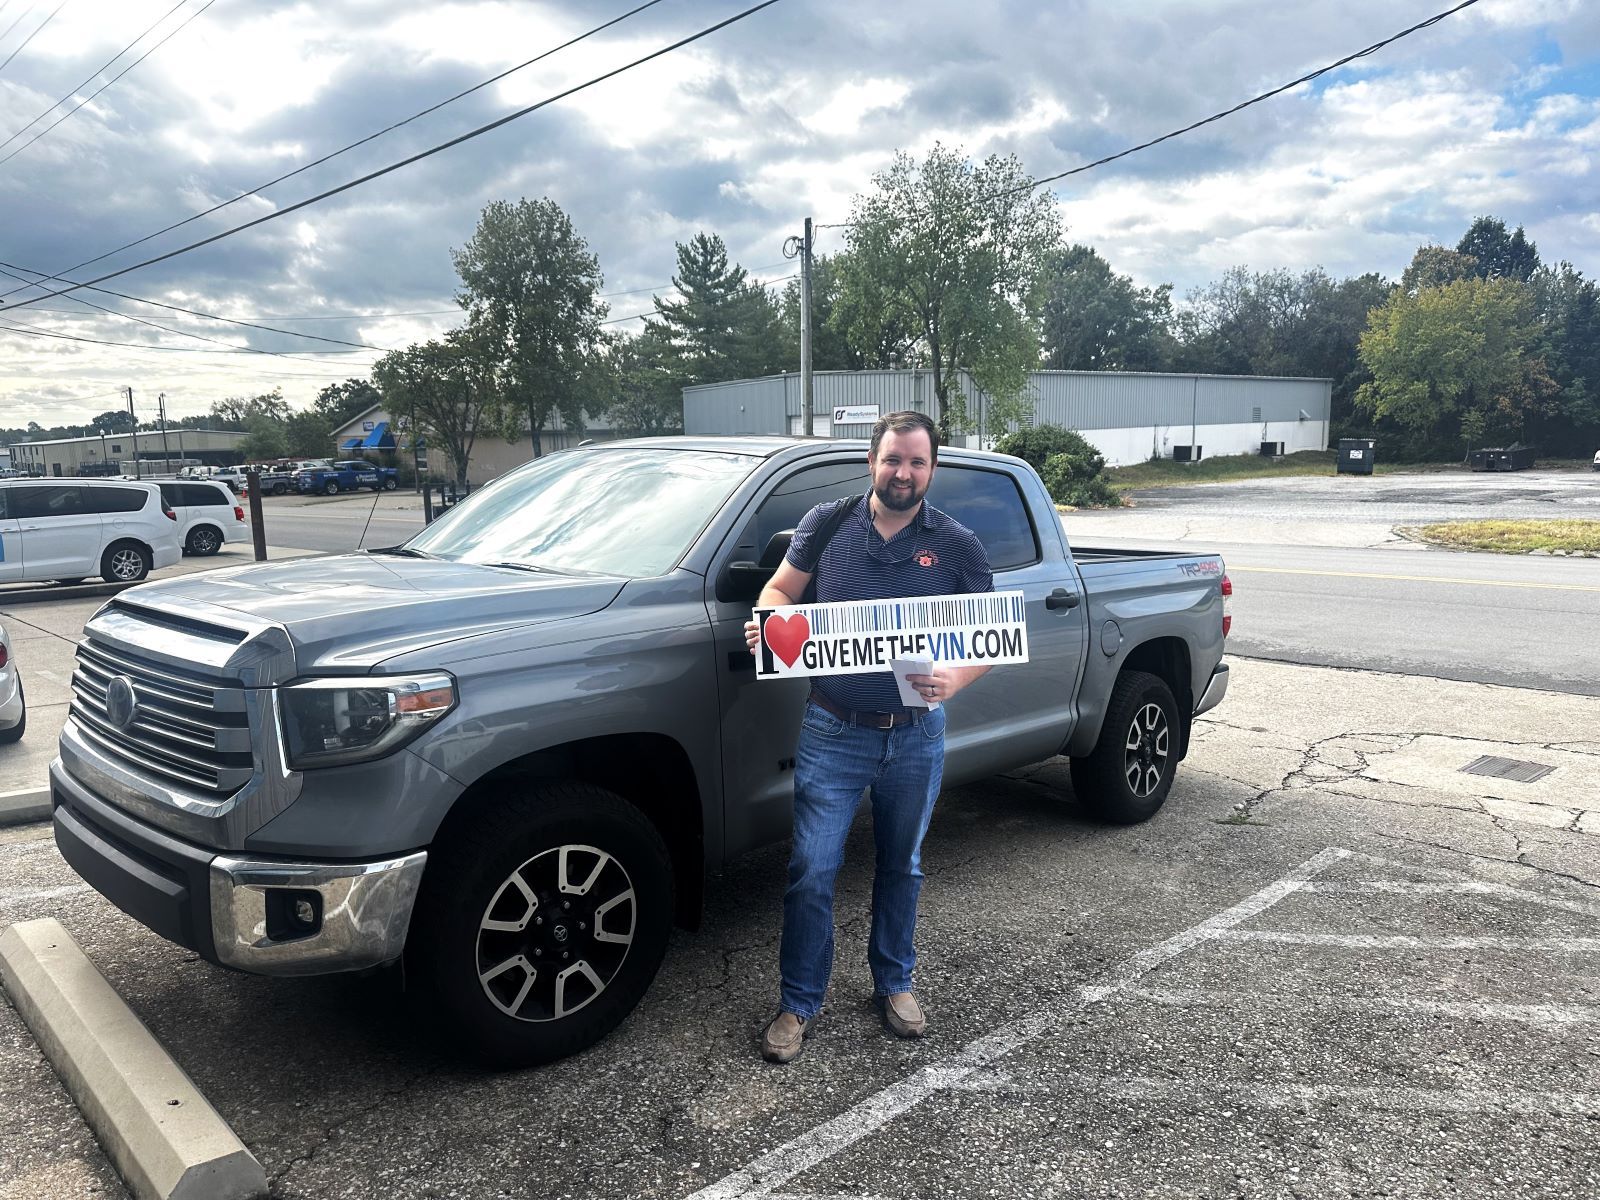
{"left": 1, "top": 470, "right": 1596, "bottom": 1199}
{"left": 1, "top": 657, "right": 1596, "bottom": 1200}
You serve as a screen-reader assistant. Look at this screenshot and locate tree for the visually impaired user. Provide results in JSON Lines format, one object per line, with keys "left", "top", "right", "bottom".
{"left": 1355, "top": 277, "right": 1557, "bottom": 445}
{"left": 89, "top": 409, "right": 136, "bottom": 435}
{"left": 240, "top": 414, "right": 289, "bottom": 462}
{"left": 837, "top": 144, "right": 1063, "bottom": 438}
{"left": 210, "top": 389, "right": 290, "bottom": 429}
{"left": 373, "top": 333, "right": 498, "bottom": 485}
{"left": 313, "top": 378, "right": 383, "bottom": 427}
{"left": 1531, "top": 262, "right": 1600, "bottom": 441}
{"left": 452, "top": 197, "right": 609, "bottom": 457}
{"left": 1401, "top": 246, "right": 1478, "bottom": 293}
{"left": 776, "top": 251, "right": 915, "bottom": 371}
{"left": 1457, "top": 216, "right": 1541, "bottom": 283}
{"left": 1039, "top": 245, "right": 1175, "bottom": 372}
{"left": 284, "top": 410, "right": 335, "bottom": 458}
{"left": 645, "top": 233, "right": 786, "bottom": 385}
{"left": 605, "top": 329, "right": 684, "bottom": 436}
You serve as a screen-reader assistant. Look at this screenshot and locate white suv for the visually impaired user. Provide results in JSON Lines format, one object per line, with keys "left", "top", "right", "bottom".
{"left": 0, "top": 479, "right": 182, "bottom": 585}
{"left": 158, "top": 480, "right": 250, "bottom": 556}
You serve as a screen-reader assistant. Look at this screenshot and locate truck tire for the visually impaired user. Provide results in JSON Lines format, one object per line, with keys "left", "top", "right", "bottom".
{"left": 1069, "top": 669, "right": 1179, "bottom": 824}
{"left": 408, "top": 782, "right": 673, "bottom": 1068}
{"left": 100, "top": 541, "right": 152, "bottom": 583}
{"left": 383, "top": 477, "right": 398, "bottom": 490}
{"left": 186, "top": 525, "right": 222, "bottom": 556}
{"left": 271, "top": 480, "right": 289, "bottom": 495}
{"left": 323, "top": 480, "right": 340, "bottom": 496}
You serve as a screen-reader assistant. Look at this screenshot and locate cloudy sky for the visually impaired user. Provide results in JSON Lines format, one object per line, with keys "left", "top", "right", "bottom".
{"left": 0, "top": 0, "right": 1595, "bottom": 429}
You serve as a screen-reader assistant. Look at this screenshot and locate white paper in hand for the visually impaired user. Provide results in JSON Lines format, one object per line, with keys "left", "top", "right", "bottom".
{"left": 891, "top": 655, "right": 937, "bottom": 710}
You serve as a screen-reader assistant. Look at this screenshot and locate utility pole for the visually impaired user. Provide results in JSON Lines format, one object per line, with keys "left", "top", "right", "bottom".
{"left": 126, "top": 386, "right": 140, "bottom": 479}
{"left": 785, "top": 218, "right": 816, "bottom": 435}
{"left": 157, "top": 392, "right": 171, "bottom": 475}
{"left": 801, "top": 217, "right": 814, "bottom": 436}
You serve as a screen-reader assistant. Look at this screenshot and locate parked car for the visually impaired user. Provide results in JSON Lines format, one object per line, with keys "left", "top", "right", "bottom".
{"left": 1592, "top": 449, "right": 1599, "bottom": 472}
{"left": 0, "top": 479, "right": 181, "bottom": 584}
{"left": 0, "top": 619, "right": 23, "bottom": 744}
{"left": 295, "top": 461, "right": 398, "bottom": 494}
{"left": 157, "top": 481, "right": 249, "bottom": 556}
{"left": 237, "top": 465, "right": 296, "bottom": 497}
{"left": 50, "top": 438, "right": 1230, "bottom": 1067}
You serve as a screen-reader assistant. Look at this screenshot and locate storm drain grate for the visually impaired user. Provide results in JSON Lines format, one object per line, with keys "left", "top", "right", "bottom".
{"left": 1460, "top": 755, "right": 1555, "bottom": 784}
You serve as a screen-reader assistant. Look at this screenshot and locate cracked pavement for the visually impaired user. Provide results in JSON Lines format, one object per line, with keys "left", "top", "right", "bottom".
{"left": 2, "top": 657, "right": 1597, "bottom": 1198}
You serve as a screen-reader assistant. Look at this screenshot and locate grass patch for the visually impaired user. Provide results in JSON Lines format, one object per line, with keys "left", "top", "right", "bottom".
{"left": 1107, "top": 450, "right": 1339, "bottom": 490}
{"left": 1107, "top": 451, "right": 1596, "bottom": 491}
{"left": 1406, "top": 519, "right": 1600, "bottom": 556}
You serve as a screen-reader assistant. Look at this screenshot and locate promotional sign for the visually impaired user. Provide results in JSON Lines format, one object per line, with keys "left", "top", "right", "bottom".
{"left": 831, "top": 405, "right": 879, "bottom": 425}
{"left": 754, "top": 591, "right": 1029, "bottom": 680}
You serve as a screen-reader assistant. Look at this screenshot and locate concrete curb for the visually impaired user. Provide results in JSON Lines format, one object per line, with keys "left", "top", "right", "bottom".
{"left": 0, "top": 786, "right": 51, "bottom": 826}
{"left": 0, "top": 579, "right": 139, "bottom": 606}
{"left": 0, "top": 919, "right": 267, "bottom": 1200}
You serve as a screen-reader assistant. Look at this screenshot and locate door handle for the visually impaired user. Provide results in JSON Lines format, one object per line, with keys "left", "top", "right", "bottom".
{"left": 1046, "top": 588, "right": 1080, "bottom": 611}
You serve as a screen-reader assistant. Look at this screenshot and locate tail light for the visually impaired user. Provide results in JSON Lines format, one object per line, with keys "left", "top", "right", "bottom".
{"left": 234, "top": 506, "right": 245, "bottom": 522}
{"left": 1220, "top": 574, "right": 1233, "bottom": 638}
{"left": 0, "top": 644, "right": 8, "bottom": 669}
{"left": 162, "top": 499, "right": 177, "bottom": 521}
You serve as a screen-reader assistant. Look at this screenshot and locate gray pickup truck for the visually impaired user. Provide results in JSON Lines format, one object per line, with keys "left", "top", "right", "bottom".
{"left": 50, "top": 437, "right": 1230, "bottom": 1066}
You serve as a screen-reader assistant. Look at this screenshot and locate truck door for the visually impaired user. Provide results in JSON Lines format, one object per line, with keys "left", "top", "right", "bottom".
{"left": 705, "top": 459, "right": 871, "bottom": 859}
{"left": 924, "top": 463, "right": 1086, "bottom": 783}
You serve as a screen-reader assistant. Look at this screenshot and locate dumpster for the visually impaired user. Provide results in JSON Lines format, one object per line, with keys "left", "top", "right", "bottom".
{"left": 1468, "top": 445, "right": 1537, "bottom": 472}
{"left": 1337, "top": 438, "right": 1375, "bottom": 475}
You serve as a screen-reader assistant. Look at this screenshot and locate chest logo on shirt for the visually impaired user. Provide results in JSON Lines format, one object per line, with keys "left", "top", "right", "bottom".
{"left": 913, "top": 549, "right": 939, "bottom": 568}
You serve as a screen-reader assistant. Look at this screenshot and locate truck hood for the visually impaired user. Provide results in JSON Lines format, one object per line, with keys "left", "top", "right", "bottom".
{"left": 125, "top": 553, "right": 626, "bottom": 672}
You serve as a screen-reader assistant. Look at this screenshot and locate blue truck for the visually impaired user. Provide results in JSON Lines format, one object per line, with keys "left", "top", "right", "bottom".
{"left": 295, "top": 460, "right": 399, "bottom": 495}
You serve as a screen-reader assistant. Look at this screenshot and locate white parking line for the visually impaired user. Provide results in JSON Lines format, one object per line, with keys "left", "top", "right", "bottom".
{"left": 1305, "top": 878, "right": 1600, "bottom": 917}
{"left": 1118, "top": 986, "right": 1600, "bottom": 1026}
{"left": 686, "top": 847, "right": 1351, "bottom": 1200}
{"left": 1216, "top": 930, "right": 1600, "bottom": 951}
{"left": 1103, "top": 1077, "right": 1600, "bottom": 1117}
{"left": 1345, "top": 851, "right": 1600, "bottom": 918}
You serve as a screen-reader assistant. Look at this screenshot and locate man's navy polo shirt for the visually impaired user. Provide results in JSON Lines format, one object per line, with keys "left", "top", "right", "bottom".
{"left": 786, "top": 491, "right": 994, "bottom": 713}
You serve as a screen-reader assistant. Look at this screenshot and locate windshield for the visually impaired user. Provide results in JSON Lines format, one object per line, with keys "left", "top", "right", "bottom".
{"left": 404, "top": 447, "right": 756, "bottom": 578}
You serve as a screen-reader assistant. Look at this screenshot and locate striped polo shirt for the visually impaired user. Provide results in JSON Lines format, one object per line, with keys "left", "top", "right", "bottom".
{"left": 787, "top": 491, "right": 994, "bottom": 713}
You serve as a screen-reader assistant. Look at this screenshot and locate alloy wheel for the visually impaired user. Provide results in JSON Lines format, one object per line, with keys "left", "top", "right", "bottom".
{"left": 476, "top": 844, "right": 637, "bottom": 1023}
{"left": 1123, "top": 702, "right": 1170, "bottom": 798}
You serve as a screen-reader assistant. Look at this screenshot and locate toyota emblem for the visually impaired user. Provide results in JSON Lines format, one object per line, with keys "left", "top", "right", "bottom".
{"left": 104, "top": 675, "right": 140, "bottom": 732}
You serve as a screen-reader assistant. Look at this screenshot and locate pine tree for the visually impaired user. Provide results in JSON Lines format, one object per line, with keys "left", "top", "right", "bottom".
{"left": 645, "top": 233, "right": 784, "bottom": 385}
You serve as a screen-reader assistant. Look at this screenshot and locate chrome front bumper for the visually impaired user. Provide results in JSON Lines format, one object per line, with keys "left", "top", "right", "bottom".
{"left": 209, "top": 851, "right": 427, "bottom": 976}
{"left": 1194, "top": 662, "right": 1229, "bottom": 716}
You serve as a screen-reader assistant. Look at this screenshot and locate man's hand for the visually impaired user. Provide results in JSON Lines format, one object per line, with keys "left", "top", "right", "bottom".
{"left": 744, "top": 618, "right": 762, "bottom": 654}
{"left": 904, "top": 663, "right": 990, "bottom": 705}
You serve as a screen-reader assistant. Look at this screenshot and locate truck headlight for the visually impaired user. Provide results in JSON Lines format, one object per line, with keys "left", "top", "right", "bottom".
{"left": 279, "top": 673, "right": 456, "bottom": 769}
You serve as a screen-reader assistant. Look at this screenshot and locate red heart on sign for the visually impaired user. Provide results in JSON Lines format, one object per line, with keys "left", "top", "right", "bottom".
{"left": 764, "top": 613, "right": 811, "bottom": 668}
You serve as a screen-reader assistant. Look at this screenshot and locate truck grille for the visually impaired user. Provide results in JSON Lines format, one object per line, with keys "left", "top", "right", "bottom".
{"left": 70, "top": 640, "right": 254, "bottom": 795}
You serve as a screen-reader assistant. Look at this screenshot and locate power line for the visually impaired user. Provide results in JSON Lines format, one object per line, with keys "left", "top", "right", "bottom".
{"left": 1, "top": 0, "right": 787, "bottom": 314}
{"left": 0, "top": 0, "right": 65, "bottom": 78}
{"left": 0, "top": 316, "right": 378, "bottom": 357}
{"left": 0, "top": 0, "right": 215, "bottom": 167}
{"left": 0, "top": 259, "right": 386, "bottom": 349}
{"left": 0, "top": 262, "right": 392, "bottom": 363}
{"left": 0, "top": 0, "right": 188, "bottom": 154}
{"left": 1009, "top": 0, "right": 1486, "bottom": 198}
{"left": 599, "top": 271, "right": 799, "bottom": 325}
{"left": 0, "top": 0, "right": 670, "bottom": 297}
{"left": 0, "top": 3, "right": 34, "bottom": 47}
{"left": 814, "top": 0, "right": 1486, "bottom": 229}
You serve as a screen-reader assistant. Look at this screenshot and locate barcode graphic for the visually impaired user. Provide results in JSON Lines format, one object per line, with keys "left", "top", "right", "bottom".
{"left": 808, "top": 592, "right": 1024, "bottom": 637}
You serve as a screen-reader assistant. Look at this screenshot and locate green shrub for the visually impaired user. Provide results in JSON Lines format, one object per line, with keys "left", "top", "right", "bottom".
{"left": 995, "top": 425, "right": 1120, "bottom": 507}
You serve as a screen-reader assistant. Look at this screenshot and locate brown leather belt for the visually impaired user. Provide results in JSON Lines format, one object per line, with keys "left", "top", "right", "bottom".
{"left": 808, "top": 689, "right": 925, "bottom": 729}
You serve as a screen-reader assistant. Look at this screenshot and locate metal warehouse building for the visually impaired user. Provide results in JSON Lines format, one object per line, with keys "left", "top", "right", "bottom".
{"left": 3, "top": 428, "right": 247, "bottom": 478}
{"left": 682, "top": 369, "right": 1332, "bottom": 466}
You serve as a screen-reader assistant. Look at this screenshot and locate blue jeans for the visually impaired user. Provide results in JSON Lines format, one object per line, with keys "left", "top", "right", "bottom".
{"left": 779, "top": 700, "right": 948, "bottom": 1019}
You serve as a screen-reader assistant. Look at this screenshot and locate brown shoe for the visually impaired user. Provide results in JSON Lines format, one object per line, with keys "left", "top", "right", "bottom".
{"left": 760, "top": 1011, "right": 810, "bottom": 1063}
{"left": 877, "top": 991, "right": 926, "bottom": 1038}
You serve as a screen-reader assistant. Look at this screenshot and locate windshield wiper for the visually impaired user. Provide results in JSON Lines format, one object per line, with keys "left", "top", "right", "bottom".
{"left": 369, "top": 546, "right": 432, "bottom": 558}
{"left": 488, "top": 561, "right": 570, "bottom": 575}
